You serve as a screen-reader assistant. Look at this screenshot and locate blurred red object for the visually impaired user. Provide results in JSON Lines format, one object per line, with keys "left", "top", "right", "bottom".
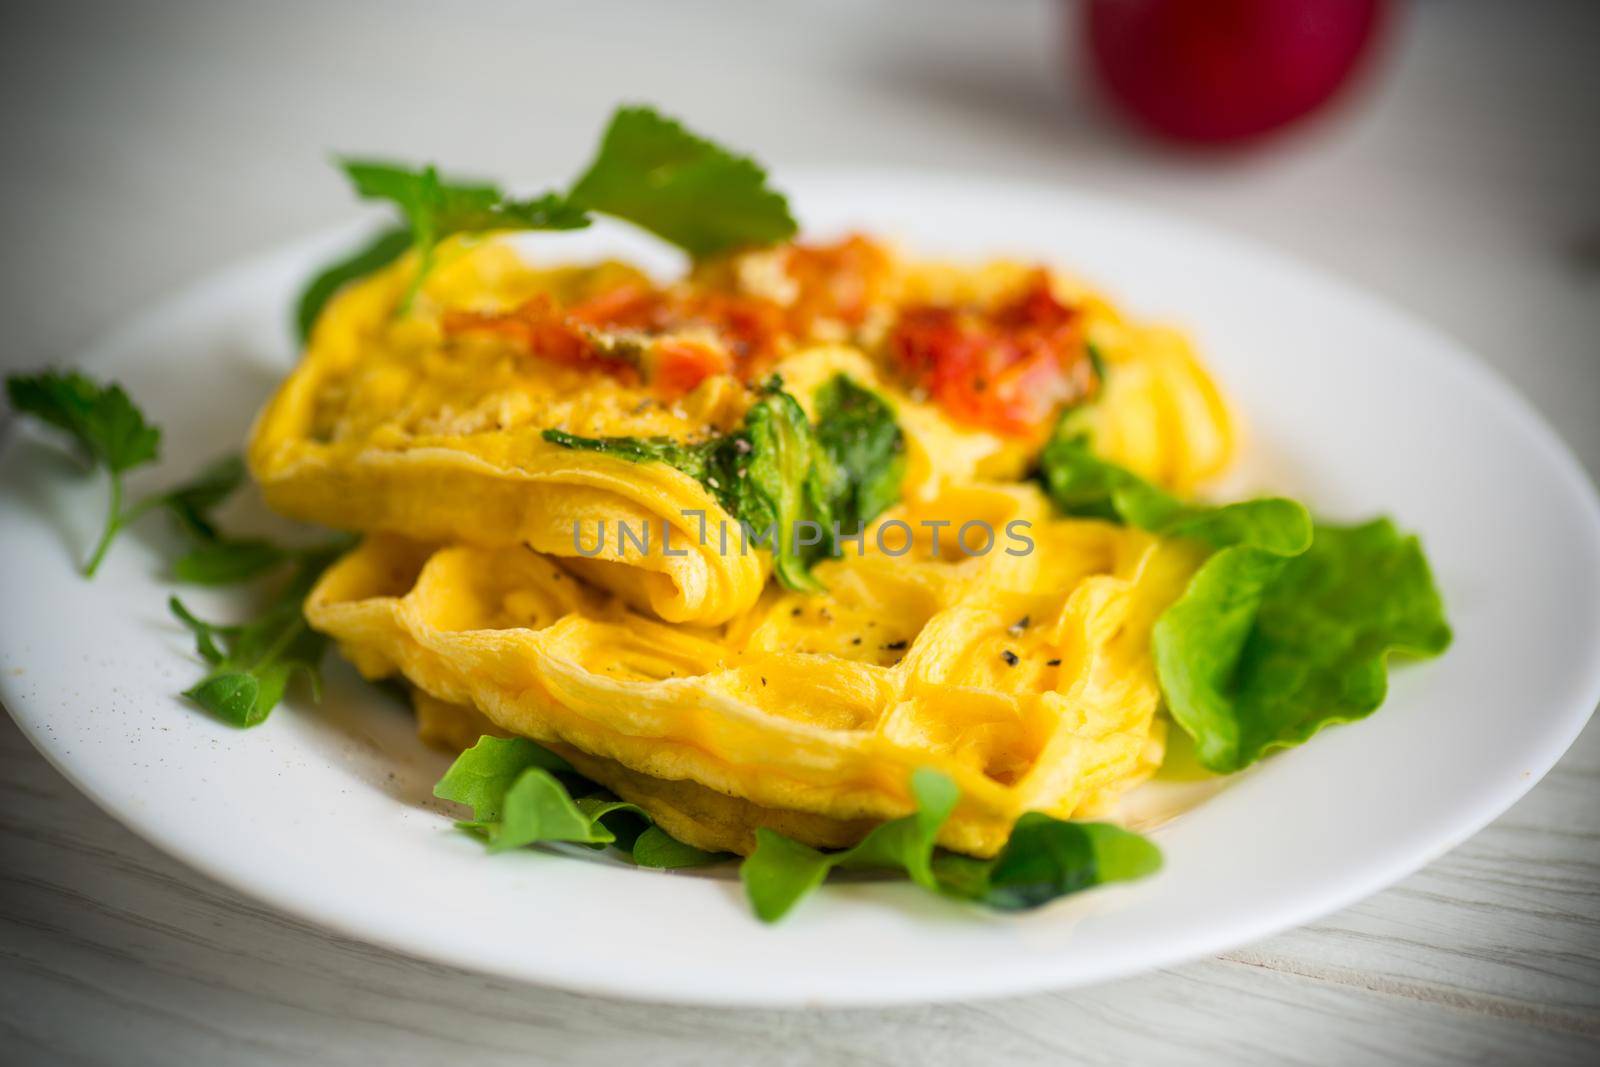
{"left": 1083, "top": 0, "right": 1388, "bottom": 146}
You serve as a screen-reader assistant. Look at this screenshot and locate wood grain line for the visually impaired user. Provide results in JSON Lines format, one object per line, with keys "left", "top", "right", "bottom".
{"left": 1220, "top": 949, "right": 1600, "bottom": 1038}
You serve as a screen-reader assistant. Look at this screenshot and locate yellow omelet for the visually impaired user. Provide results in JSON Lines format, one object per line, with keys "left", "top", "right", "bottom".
{"left": 250, "top": 237, "right": 1232, "bottom": 625}
{"left": 256, "top": 233, "right": 1236, "bottom": 856}
{"left": 307, "top": 485, "right": 1206, "bottom": 857}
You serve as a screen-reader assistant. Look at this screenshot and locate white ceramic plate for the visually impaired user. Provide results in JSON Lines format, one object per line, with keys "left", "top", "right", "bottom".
{"left": 3, "top": 173, "right": 1599, "bottom": 1007}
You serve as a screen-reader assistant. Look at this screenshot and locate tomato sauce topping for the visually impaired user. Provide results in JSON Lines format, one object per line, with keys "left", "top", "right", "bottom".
{"left": 888, "top": 270, "right": 1097, "bottom": 437}
{"left": 442, "top": 236, "right": 894, "bottom": 399}
{"left": 779, "top": 234, "right": 893, "bottom": 333}
{"left": 442, "top": 287, "right": 775, "bottom": 398}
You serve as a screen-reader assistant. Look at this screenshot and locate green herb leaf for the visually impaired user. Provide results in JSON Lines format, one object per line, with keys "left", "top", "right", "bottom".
{"left": 299, "top": 105, "right": 793, "bottom": 335}
{"left": 811, "top": 374, "right": 906, "bottom": 537}
{"left": 540, "top": 429, "right": 716, "bottom": 484}
{"left": 153, "top": 453, "right": 248, "bottom": 542}
{"left": 1086, "top": 340, "right": 1109, "bottom": 385}
{"left": 546, "top": 377, "right": 896, "bottom": 594}
{"left": 436, "top": 736, "right": 717, "bottom": 863}
{"left": 7, "top": 370, "right": 164, "bottom": 576}
{"left": 6, "top": 370, "right": 161, "bottom": 473}
{"left": 574, "top": 795, "right": 653, "bottom": 851}
{"left": 171, "top": 539, "right": 290, "bottom": 585}
{"left": 296, "top": 162, "right": 589, "bottom": 335}
{"left": 5, "top": 375, "right": 260, "bottom": 575}
{"left": 295, "top": 227, "right": 412, "bottom": 342}
{"left": 935, "top": 817, "right": 1161, "bottom": 911}
{"left": 631, "top": 825, "right": 725, "bottom": 869}
{"left": 1154, "top": 518, "right": 1452, "bottom": 773}
{"left": 568, "top": 105, "right": 796, "bottom": 257}
{"left": 341, "top": 161, "right": 589, "bottom": 239}
{"left": 169, "top": 549, "right": 340, "bottom": 727}
{"left": 720, "top": 384, "right": 833, "bottom": 592}
{"left": 483, "top": 769, "right": 618, "bottom": 852}
{"left": 742, "top": 833, "right": 836, "bottom": 922}
{"left": 434, "top": 735, "right": 576, "bottom": 821}
{"left": 339, "top": 160, "right": 590, "bottom": 314}
{"left": 740, "top": 768, "right": 1158, "bottom": 922}
{"left": 741, "top": 768, "right": 954, "bottom": 921}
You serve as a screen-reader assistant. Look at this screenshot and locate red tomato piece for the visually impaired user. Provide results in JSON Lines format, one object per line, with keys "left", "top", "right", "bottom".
{"left": 890, "top": 271, "right": 1095, "bottom": 437}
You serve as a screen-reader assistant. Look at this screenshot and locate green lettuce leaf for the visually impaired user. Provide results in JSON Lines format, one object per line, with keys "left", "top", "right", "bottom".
{"left": 568, "top": 105, "right": 796, "bottom": 257}
{"left": 1154, "top": 518, "right": 1452, "bottom": 773}
{"left": 1039, "top": 430, "right": 1309, "bottom": 554}
{"left": 740, "top": 769, "right": 1157, "bottom": 922}
{"left": 1037, "top": 423, "right": 1450, "bottom": 774}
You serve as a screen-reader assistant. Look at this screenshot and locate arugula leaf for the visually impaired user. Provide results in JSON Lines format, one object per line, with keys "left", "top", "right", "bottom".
{"left": 933, "top": 817, "right": 1161, "bottom": 911}
{"left": 438, "top": 741, "right": 1151, "bottom": 915}
{"left": 1154, "top": 518, "right": 1452, "bottom": 773}
{"left": 742, "top": 768, "right": 954, "bottom": 921}
{"left": 7, "top": 371, "right": 163, "bottom": 575}
{"left": 740, "top": 768, "right": 1159, "bottom": 922}
{"left": 1038, "top": 422, "right": 1450, "bottom": 773}
{"left": 435, "top": 736, "right": 576, "bottom": 821}
{"left": 435, "top": 736, "right": 716, "bottom": 864}
{"left": 568, "top": 105, "right": 797, "bottom": 257}
{"left": 294, "top": 227, "right": 412, "bottom": 342}
{"left": 545, "top": 376, "right": 903, "bottom": 594}
{"left": 169, "top": 548, "right": 341, "bottom": 727}
{"left": 631, "top": 825, "right": 725, "bottom": 869}
{"left": 574, "top": 795, "right": 652, "bottom": 852}
{"left": 742, "top": 834, "right": 836, "bottom": 922}
{"left": 474, "top": 769, "right": 632, "bottom": 853}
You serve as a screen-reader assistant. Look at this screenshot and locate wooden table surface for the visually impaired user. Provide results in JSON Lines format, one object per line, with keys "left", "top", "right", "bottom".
{"left": 2, "top": 2, "right": 1597, "bottom": 1062}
